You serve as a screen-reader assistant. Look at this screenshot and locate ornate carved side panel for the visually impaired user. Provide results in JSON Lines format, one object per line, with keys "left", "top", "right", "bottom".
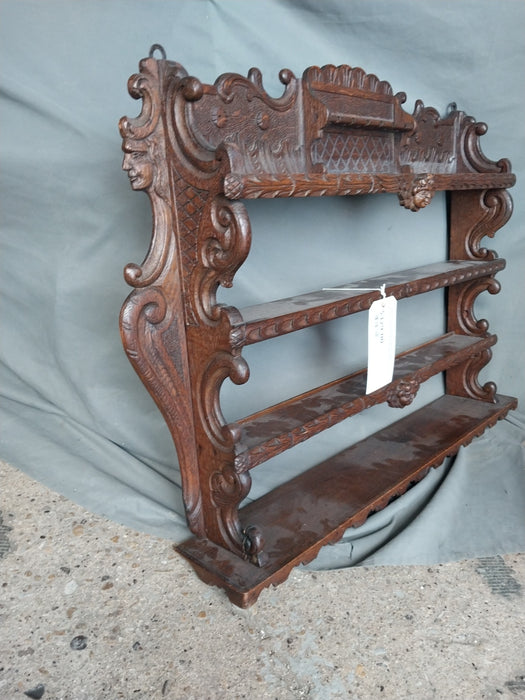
{"left": 120, "top": 51, "right": 270, "bottom": 562}
{"left": 119, "top": 55, "right": 207, "bottom": 536}
{"left": 445, "top": 188, "right": 513, "bottom": 401}
{"left": 120, "top": 50, "right": 515, "bottom": 572}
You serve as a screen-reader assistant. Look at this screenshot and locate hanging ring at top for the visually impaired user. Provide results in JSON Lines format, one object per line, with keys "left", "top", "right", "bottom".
{"left": 149, "top": 44, "right": 167, "bottom": 60}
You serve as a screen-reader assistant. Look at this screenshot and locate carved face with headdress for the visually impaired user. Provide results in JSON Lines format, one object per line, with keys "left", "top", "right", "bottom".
{"left": 122, "top": 138, "right": 155, "bottom": 191}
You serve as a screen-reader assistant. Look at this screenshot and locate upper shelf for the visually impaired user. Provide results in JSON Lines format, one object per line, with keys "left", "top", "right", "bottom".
{"left": 222, "top": 171, "right": 515, "bottom": 200}
{"left": 235, "top": 259, "right": 505, "bottom": 345}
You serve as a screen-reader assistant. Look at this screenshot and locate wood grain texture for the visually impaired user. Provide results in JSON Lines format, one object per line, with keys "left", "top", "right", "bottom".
{"left": 233, "top": 333, "right": 498, "bottom": 472}
{"left": 178, "top": 394, "right": 517, "bottom": 607}
{"left": 119, "top": 49, "right": 516, "bottom": 604}
{"left": 237, "top": 259, "right": 506, "bottom": 344}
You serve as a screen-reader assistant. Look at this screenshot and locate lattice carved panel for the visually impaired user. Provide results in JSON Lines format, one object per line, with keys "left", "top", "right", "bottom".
{"left": 312, "top": 130, "right": 395, "bottom": 174}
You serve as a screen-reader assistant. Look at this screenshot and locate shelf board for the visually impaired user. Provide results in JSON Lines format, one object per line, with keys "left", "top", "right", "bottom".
{"left": 177, "top": 393, "right": 517, "bottom": 608}
{"left": 233, "top": 332, "right": 497, "bottom": 471}
{"left": 223, "top": 171, "right": 516, "bottom": 200}
{"left": 238, "top": 259, "right": 505, "bottom": 345}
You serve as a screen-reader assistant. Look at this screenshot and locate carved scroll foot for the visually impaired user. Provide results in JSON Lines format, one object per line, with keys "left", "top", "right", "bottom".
{"left": 242, "top": 525, "right": 268, "bottom": 567}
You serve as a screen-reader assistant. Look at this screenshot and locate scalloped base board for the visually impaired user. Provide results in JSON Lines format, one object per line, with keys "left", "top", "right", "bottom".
{"left": 177, "top": 393, "right": 517, "bottom": 607}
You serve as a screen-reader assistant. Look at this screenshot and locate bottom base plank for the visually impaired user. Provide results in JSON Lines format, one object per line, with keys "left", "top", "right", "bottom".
{"left": 177, "top": 393, "right": 517, "bottom": 607}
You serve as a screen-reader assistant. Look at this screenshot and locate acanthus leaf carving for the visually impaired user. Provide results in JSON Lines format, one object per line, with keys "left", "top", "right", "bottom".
{"left": 209, "top": 465, "right": 253, "bottom": 559}
{"left": 400, "top": 101, "right": 456, "bottom": 173}
{"left": 120, "top": 285, "right": 204, "bottom": 536}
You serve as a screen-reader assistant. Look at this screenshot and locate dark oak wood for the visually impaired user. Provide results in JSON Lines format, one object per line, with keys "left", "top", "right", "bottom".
{"left": 238, "top": 260, "right": 505, "bottom": 344}
{"left": 233, "top": 332, "right": 497, "bottom": 472}
{"left": 119, "top": 48, "right": 516, "bottom": 606}
{"left": 178, "top": 394, "right": 516, "bottom": 608}
{"left": 223, "top": 172, "right": 515, "bottom": 200}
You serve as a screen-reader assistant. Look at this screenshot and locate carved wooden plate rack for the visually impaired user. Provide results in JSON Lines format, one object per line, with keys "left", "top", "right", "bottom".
{"left": 119, "top": 46, "right": 517, "bottom": 608}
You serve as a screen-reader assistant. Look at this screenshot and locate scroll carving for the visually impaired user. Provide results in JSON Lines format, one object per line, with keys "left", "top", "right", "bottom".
{"left": 462, "top": 119, "right": 512, "bottom": 176}
{"left": 190, "top": 196, "right": 252, "bottom": 323}
{"left": 198, "top": 350, "right": 248, "bottom": 450}
{"left": 446, "top": 187, "right": 511, "bottom": 401}
{"left": 208, "top": 464, "right": 252, "bottom": 557}
{"left": 464, "top": 189, "right": 513, "bottom": 260}
{"left": 452, "top": 277, "right": 501, "bottom": 336}
{"left": 120, "top": 50, "right": 515, "bottom": 594}
{"left": 454, "top": 350, "right": 497, "bottom": 403}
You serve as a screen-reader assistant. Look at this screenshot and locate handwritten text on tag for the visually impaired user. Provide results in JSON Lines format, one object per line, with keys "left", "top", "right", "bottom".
{"left": 366, "top": 295, "right": 397, "bottom": 394}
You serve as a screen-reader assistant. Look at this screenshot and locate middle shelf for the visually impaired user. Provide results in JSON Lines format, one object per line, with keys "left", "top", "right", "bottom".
{"left": 232, "top": 332, "right": 497, "bottom": 471}
{"left": 235, "top": 259, "right": 505, "bottom": 345}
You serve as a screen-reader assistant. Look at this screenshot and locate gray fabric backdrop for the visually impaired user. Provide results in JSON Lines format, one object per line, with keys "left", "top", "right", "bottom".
{"left": 1, "top": 0, "right": 524, "bottom": 568}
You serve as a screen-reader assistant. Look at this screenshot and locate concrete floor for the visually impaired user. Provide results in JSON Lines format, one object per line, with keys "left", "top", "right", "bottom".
{"left": 1, "top": 459, "right": 524, "bottom": 700}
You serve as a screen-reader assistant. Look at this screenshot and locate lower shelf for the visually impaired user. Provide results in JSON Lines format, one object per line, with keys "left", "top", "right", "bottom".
{"left": 177, "top": 393, "right": 517, "bottom": 608}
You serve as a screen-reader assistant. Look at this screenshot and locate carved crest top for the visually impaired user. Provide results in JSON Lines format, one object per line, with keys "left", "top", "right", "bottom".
{"left": 120, "top": 49, "right": 515, "bottom": 204}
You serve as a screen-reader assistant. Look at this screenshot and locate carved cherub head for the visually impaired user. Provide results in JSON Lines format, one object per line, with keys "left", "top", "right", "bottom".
{"left": 412, "top": 175, "right": 434, "bottom": 210}
{"left": 398, "top": 173, "right": 435, "bottom": 212}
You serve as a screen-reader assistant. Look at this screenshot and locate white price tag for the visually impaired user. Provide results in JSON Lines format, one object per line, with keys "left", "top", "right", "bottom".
{"left": 366, "top": 294, "right": 397, "bottom": 394}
